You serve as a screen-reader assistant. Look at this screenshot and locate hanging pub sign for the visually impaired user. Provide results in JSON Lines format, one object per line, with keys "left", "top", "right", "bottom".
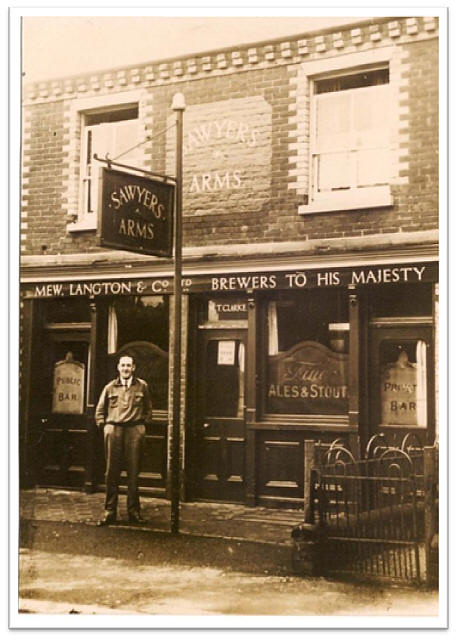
{"left": 52, "top": 352, "right": 85, "bottom": 414}
{"left": 99, "top": 167, "right": 175, "bottom": 257}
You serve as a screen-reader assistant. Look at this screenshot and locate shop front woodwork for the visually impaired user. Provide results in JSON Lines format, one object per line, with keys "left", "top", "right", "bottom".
{"left": 20, "top": 259, "right": 438, "bottom": 508}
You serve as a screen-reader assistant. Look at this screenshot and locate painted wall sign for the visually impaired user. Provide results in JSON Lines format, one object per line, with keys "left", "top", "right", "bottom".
{"left": 99, "top": 167, "right": 174, "bottom": 257}
{"left": 166, "top": 96, "right": 272, "bottom": 215}
{"left": 267, "top": 341, "right": 348, "bottom": 415}
{"left": 52, "top": 353, "right": 85, "bottom": 414}
{"left": 22, "top": 262, "right": 438, "bottom": 298}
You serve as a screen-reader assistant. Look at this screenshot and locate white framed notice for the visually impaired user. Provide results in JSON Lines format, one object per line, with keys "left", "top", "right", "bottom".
{"left": 217, "top": 340, "right": 236, "bottom": 365}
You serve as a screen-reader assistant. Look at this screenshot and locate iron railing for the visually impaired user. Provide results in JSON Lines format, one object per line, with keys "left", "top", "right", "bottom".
{"left": 308, "top": 436, "right": 436, "bottom": 584}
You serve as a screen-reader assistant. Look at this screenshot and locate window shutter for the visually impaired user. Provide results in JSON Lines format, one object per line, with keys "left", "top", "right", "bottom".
{"left": 353, "top": 85, "right": 390, "bottom": 148}
{"left": 313, "top": 82, "right": 391, "bottom": 195}
{"left": 353, "top": 85, "right": 391, "bottom": 186}
{"left": 315, "top": 92, "right": 352, "bottom": 191}
{"left": 357, "top": 148, "right": 391, "bottom": 186}
{"left": 318, "top": 151, "right": 352, "bottom": 191}
{"left": 315, "top": 92, "right": 352, "bottom": 152}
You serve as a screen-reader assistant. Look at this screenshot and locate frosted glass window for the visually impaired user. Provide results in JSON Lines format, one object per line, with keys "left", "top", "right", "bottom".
{"left": 379, "top": 339, "right": 427, "bottom": 428}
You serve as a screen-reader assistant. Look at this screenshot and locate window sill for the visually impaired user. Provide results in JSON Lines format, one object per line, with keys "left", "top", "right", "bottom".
{"left": 66, "top": 218, "right": 97, "bottom": 233}
{"left": 250, "top": 414, "right": 352, "bottom": 430}
{"left": 299, "top": 186, "right": 393, "bottom": 215}
{"left": 247, "top": 422, "right": 357, "bottom": 432}
{"left": 377, "top": 423, "right": 427, "bottom": 430}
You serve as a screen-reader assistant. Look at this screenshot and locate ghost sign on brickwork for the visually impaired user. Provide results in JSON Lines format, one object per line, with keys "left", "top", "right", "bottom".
{"left": 166, "top": 96, "right": 272, "bottom": 215}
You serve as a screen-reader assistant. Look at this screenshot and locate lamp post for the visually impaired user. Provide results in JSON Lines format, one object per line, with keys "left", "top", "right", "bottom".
{"left": 170, "top": 92, "right": 185, "bottom": 535}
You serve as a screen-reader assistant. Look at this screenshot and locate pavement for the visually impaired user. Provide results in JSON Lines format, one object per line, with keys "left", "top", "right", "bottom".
{"left": 19, "top": 488, "right": 303, "bottom": 544}
{"left": 18, "top": 488, "right": 305, "bottom": 575}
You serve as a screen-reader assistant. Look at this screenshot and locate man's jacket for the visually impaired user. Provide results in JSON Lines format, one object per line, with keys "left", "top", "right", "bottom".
{"left": 95, "top": 377, "right": 153, "bottom": 427}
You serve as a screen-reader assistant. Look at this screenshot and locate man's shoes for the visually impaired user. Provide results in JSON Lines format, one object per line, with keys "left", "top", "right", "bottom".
{"left": 128, "top": 512, "right": 147, "bottom": 524}
{"left": 96, "top": 513, "right": 117, "bottom": 527}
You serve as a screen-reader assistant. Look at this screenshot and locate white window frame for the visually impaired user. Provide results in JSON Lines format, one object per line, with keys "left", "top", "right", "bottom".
{"left": 297, "top": 48, "right": 398, "bottom": 215}
{"left": 79, "top": 111, "right": 139, "bottom": 229}
{"left": 65, "top": 90, "right": 146, "bottom": 233}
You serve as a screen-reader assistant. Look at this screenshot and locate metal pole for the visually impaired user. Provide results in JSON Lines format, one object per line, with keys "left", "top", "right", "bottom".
{"left": 170, "top": 93, "right": 185, "bottom": 535}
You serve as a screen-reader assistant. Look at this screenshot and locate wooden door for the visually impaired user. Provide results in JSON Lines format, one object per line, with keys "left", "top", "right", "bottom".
{"left": 193, "top": 330, "right": 247, "bottom": 502}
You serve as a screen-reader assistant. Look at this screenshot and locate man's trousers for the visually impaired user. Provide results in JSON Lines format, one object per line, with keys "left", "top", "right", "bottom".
{"left": 103, "top": 423, "right": 145, "bottom": 517}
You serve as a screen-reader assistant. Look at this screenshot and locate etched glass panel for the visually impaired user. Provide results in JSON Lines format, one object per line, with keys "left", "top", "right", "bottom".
{"left": 266, "top": 291, "right": 349, "bottom": 416}
{"left": 379, "top": 339, "right": 427, "bottom": 427}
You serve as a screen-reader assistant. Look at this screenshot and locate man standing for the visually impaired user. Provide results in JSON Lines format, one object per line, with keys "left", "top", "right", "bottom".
{"left": 95, "top": 354, "right": 152, "bottom": 525}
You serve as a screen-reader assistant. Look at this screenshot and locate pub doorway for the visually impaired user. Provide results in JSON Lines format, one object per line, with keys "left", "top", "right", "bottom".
{"left": 34, "top": 333, "right": 90, "bottom": 489}
{"left": 192, "top": 329, "right": 247, "bottom": 503}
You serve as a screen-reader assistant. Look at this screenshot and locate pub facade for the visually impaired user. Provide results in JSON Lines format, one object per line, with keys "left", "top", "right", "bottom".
{"left": 20, "top": 16, "right": 439, "bottom": 508}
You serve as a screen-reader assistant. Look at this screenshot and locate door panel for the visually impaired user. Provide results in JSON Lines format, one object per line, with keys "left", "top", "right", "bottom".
{"left": 194, "top": 330, "right": 246, "bottom": 502}
{"left": 256, "top": 434, "right": 303, "bottom": 507}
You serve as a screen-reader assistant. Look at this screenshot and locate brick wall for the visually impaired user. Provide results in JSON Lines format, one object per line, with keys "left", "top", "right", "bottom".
{"left": 20, "top": 17, "right": 439, "bottom": 257}
{"left": 397, "top": 39, "right": 439, "bottom": 232}
{"left": 21, "top": 101, "right": 68, "bottom": 254}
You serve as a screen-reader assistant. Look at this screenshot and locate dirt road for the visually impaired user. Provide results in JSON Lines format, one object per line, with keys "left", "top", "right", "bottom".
{"left": 18, "top": 548, "right": 439, "bottom": 617}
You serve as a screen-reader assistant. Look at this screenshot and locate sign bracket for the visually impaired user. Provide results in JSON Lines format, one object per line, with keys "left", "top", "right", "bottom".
{"left": 93, "top": 153, "right": 177, "bottom": 184}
